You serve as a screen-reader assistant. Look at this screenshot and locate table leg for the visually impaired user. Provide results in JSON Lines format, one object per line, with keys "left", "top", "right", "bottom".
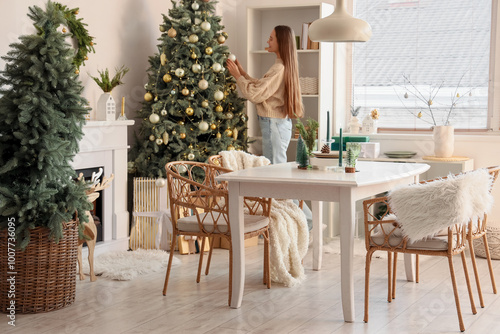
{"left": 228, "top": 181, "right": 245, "bottom": 308}
{"left": 312, "top": 201, "right": 323, "bottom": 271}
{"left": 339, "top": 189, "right": 355, "bottom": 322}
{"left": 404, "top": 254, "right": 416, "bottom": 282}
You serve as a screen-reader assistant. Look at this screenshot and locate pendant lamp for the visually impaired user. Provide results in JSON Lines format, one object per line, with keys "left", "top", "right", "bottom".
{"left": 309, "top": 0, "right": 372, "bottom": 42}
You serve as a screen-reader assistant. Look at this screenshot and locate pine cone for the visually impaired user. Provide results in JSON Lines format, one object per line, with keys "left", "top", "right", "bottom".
{"left": 321, "top": 144, "right": 330, "bottom": 154}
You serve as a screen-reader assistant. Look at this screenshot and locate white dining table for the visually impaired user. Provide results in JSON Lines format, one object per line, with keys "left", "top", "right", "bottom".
{"left": 216, "top": 160, "right": 430, "bottom": 322}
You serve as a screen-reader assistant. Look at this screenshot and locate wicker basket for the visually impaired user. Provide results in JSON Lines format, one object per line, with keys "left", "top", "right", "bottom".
{"left": 0, "top": 221, "right": 79, "bottom": 313}
{"left": 473, "top": 226, "right": 500, "bottom": 260}
{"left": 299, "top": 77, "right": 318, "bottom": 95}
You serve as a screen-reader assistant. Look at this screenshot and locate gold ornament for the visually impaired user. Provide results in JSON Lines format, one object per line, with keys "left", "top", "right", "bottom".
{"left": 417, "top": 112, "right": 423, "bottom": 118}
{"left": 215, "top": 105, "right": 223, "bottom": 112}
{"left": 144, "top": 92, "right": 153, "bottom": 101}
{"left": 75, "top": 69, "right": 80, "bottom": 74}
{"left": 225, "top": 129, "right": 233, "bottom": 137}
{"left": 84, "top": 56, "right": 88, "bottom": 60}
{"left": 201, "top": 100, "right": 209, "bottom": 108}
{"left": 159, "top": 25, "right": 166, "bottom": 32}
{"left": 227, "top": 145, "right": 235, "bottom": 151}
{"left": 210, "top": 123, "right": 217, "bottom": 130}
{"left": 162, "top": 132, "right": 169, "bottom": 144}
{"left": 222, "top": 31, "right": 228, "bottom": 38}
{"left": 168, "top": 27, "right": 177, "bottom": 38}
{"left": 217, "top": 35, "right": 226, "bottom": 44}
{"left": 163, "top": 73, "right": 172, "bottom": 82}
{"left": 180, "top": 133, "right": 186, "bottom": 139}
{"left": 232, "top": 128, "right": 238, "bottom": 140}
{"left": 186, "top": 107, "right": 194, "bottom": 116}
{"left": 160, "top": 53, "right": 167, "bottom": 66}
{"left": 205, "top": 47, "right": 213, "bottom": 55}
{"left": 216, "top": 132, "right": 221, "bottom": 138}
{"left": 62, "top": 28, "right": 67, "bottom": 33}
{"left": 178, "top": 120, "right": 184, "bottom": 125}
{"left": 182, "top": 88, "right": 190, "bottom": 96}
{"left": 428, "top": 99, "right": 433, "bottom": 106}
{"left": 189, "top": 34, "right": 199, "bottom": 43}
{"left": 191, "top": 52, "right": 197, "bottom": 59}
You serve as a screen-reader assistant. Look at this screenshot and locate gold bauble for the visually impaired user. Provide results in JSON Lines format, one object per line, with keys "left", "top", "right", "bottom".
{"left": 191, "top": 52, "right": 197, "bottom": 59}
{"left": 159, "top": 25, "right": 166, "bottom": 32}
{"left": 144, "top": 92, "right": 153, "bottom": 101}
{"left": 225, "top": 129, "right": 233, "bottom": 137}
{"left": 227, "top": 145, "right": 235, "bottom": 151}
{"left": 84, "top": 56, "right": 89, "bottom": 60}
{"left": 205, "top": 47, "right": 213, "bottom": 55}
{"left": 178, "top": 120, "right": 184, "bottom": 125}
{"left": 186, "top": 107, "right": 194, "bottom": 116}
{"left": 210, "top": 123, "right": 217, "bottom": 130}
{"left": 182, "top": 88, "right": 190, "bottom": 96}
{"left": 201, "top": 100, "right": 209, "bottom": 108}
{"left": 222, "top": 31, "right": 228, "bottom": 38}
{"left": 417, "top": 112, "right": 423, "bottom": 118}
{"left": 216, "top": 132, "right": 221, "bottom": 138}
{"left": 232, "top": 128, "right": 238, "bottom": 140}
{"left": 179, "top": 133, "right": 186, "bottom": 139}
{"left": 62, "top": 28, "right": 67, "bottom": 33}
{"left": 215, "top": 105, "right": 223, "bottom": 112}
{"left": 163, "top": 73, "right": 172, "bottom": 82}
{"left": 75, "top": 69, "right": 80, "bottom": 74}
{"left": 167, "top": 27, "right": 177, "bottom": 38}
{"left": 217, "top": 35, "right": 226, "bottom": 44}
{"left": 160, "top": 53, "right": 167, "bottom": 66}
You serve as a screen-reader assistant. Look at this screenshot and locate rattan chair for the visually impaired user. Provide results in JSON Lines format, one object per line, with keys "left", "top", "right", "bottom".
{"left": 163, "top": 161, "right": 271, "bottom": 305}
{"left": 391, "top": 166, "right": 499, "bottom": 308}
{"left": 362, "top": 173, "right": 490, "bottom": 332}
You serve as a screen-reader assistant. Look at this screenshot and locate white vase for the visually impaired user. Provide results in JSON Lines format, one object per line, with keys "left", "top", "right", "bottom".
{"left": 348, "top": 116, "right": 361, "bottom": 134}
{"left": 433, "top": 125, "right": 454, "bottom": 158}
{"left": 96, "top": 93, "right": 116, "bottom": 121}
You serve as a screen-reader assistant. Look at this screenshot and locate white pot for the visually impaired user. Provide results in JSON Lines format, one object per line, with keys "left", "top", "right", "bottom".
{"left": 433, "top": 125, "right": 454, "bottom": 158}
{"left": 96, "top": 93, "right": 116, "bottom": 121}
{"left": 348, "top": 116, "right": 360, "bottom": 134}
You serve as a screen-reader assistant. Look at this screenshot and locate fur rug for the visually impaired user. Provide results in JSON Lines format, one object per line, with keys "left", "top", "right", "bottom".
{"left": 219, "top": 151, "right": 309, "bottom": 287}
{"left": 388, "top": 169, "right": 494, "bottom": 241}
{"left": 81, "top": 249, "right": 180, "bottom": 281}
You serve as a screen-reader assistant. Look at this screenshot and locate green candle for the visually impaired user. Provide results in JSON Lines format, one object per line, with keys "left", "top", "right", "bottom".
{"left": 339, "top": 127, "right": 343, "bottom": 167}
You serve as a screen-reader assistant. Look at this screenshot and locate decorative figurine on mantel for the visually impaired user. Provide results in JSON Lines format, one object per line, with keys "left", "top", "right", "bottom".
{"left": 90, "top": 65, "right": 129, "bottom": 121}
{"left": 362, "top": 108, "right": 379, "bottom": 134}
{"left": 348, "top": 106, "right": 361, "bottom": 134}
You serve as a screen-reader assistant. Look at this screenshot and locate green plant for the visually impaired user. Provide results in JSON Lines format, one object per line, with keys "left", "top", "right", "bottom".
{"left": 350, "top": 106, "right": 361, "bottom": 117}
{"left": 90, "top": 65, "right": 129, "bottom": 93}
{"left": 295, "top": 117, "right": 319, "bottom": 156}
{"left": 296, "top": 135, "right": 309, "bottom": 168}
{"left": 345, "top": 142, "right": 361, "bottom": 168}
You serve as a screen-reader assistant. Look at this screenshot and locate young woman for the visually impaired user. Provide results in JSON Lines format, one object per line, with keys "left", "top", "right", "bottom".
{"left": 226, "top": 25, "right": 303, "bottom": 164}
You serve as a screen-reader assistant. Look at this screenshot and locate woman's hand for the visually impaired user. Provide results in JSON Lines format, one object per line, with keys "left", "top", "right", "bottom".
{"left": 235, "top": 59, "right": 246, "bottom": 77}
{"left": 226, "top": 59, "right": 241, "bottom": 80}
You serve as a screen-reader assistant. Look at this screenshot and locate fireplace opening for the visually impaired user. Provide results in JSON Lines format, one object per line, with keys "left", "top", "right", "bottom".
{"left": 76, "top": 166, "right": 104, "bottom": 243}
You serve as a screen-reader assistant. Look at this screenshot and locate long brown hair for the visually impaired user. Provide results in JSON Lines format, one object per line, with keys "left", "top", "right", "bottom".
{"left": 275, "top": 25, "right": 304, "bottom": 119}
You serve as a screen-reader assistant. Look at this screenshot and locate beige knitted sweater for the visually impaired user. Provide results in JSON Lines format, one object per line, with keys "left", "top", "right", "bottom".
{"left": 236, "top": 59, "right": 286, "bottom": 119}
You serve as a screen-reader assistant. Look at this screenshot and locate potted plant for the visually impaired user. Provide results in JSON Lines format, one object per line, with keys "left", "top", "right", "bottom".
{"left": 90, "top": 65, "right": 129, "bottom": 121}
{"left": 348, "top": 106, "right": 361, "bottom": 134}
{"left": 0, "top": 1, "right": 92, "bottom": 313}
{"left": 295, "top": 117, "right": 319, "bottom": 168}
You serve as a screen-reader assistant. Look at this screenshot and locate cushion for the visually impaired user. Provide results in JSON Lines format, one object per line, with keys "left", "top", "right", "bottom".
{"left": 371, "top": 229, "right": 449, "bottom": 251}
{"left": 177, "top": 212, "right": 269, "bottom": 234}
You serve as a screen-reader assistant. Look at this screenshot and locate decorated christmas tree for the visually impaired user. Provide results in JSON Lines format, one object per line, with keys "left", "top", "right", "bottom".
{"left": 0, "top": 1, "right": 91, "bottom": 249}
{"left": 129, "top": 0, "right": 248, "bottom": 178}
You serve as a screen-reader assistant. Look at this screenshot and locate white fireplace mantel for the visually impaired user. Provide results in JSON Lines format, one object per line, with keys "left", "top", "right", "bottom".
{"left": 71, "top": 120, "right": 134, "bottom": 255}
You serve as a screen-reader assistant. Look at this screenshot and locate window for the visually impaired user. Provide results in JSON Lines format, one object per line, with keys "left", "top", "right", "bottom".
{"left": 352, "top": 0, "right": 492, "bottom": 130}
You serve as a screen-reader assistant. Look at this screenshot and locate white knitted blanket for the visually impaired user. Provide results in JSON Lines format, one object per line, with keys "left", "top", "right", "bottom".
{"left": 219, "top": 151, "right": 309, "bottom": 287}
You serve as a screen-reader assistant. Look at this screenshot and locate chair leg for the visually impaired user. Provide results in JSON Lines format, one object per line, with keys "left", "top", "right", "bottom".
{"left": 205, "top": 237, "right": 215, "bottom": 276}
{"left": 387, "top": 251, "right": 393, "bottom": 302}
{"left": 228, "top": 242, "right": 233, "bottom": 306}
{"left": 392, "top": 252, "right": 398, "bottom": 300}
{"left": 468, "top": 239, "right": 485, "bottom": 308}
{"left": 482, "top": 234, "right": 497, "bottom": 294}
{"left": 163, "top": 234, "right": 177, "bottom": 296}
{"left": 460, "top": 252, "right": 477, "bottom": 315}
{"left": 416, "top": 254, "right": 419, "bottom": 283}
{"left": 264, "top": 230, "right": 271, "bottom": 289}
{"left": 364, "top": 249, "right": 375, "bottom": 323}
{"left": 448, "top": 256, "right": 466, "bottom": 332}
{"left": 196, "top": 237, "right": 206, "bottom": 283}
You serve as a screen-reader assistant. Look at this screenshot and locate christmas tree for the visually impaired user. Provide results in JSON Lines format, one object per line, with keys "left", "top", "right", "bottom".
{"left": 0, "top": 1, "right": 91, "bottom": 249}
{"left": 129, "top": 0, "right": 248, "bottom": 178}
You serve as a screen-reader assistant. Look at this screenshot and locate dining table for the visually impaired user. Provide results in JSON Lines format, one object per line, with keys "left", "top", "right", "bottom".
{"left": 216, "top": 160, "right": 430, "bottom": 322}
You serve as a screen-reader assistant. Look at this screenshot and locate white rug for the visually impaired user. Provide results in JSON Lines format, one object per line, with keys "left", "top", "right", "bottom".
{"left": 322, "top": 237, "right": 388, "bottom": 259}
{"left": 81, "top": 249, "right": 180, "bottom": 280}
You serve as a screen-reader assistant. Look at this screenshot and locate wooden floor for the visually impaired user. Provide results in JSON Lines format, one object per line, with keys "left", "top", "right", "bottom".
{"left": 3, "top": 240, "right": 500, "bottom": 334}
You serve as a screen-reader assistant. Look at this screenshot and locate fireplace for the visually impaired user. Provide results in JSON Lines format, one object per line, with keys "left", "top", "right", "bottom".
{"left": 71, "top": 120, "right": 134, "bottom": 256}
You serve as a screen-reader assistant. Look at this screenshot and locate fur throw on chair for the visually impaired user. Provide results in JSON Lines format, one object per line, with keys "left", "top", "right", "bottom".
{"left": 388, "top": 169, "right": 494, "bottom": 242}
{"left": 219, "top": 151, "right": 309, "bottom": 287}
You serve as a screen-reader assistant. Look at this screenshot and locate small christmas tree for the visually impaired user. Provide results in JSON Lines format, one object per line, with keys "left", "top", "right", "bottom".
{"left": 0, "top": 1, "right": 92, "bottom": 249}
{"left": 296, "top": 135, "right": 309, "bottom": 169}
{"left": 129, "top": 0, "right": 248, "bottom": 178}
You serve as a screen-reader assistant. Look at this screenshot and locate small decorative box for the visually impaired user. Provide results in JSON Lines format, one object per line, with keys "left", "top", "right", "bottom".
{"left": 359, "top": 142, "right": 380, "bottom": 158}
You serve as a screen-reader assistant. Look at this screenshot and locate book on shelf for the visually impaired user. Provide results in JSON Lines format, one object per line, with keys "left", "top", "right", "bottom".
{"left": 300, "top": 22, "right": 319, "bottom": 50}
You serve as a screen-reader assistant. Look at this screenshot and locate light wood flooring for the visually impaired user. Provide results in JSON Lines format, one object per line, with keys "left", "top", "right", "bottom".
{"left": 2, "top": 240, "right": 500, "bottom": 334}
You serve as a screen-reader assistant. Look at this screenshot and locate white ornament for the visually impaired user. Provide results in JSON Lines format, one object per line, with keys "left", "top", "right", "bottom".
{"left": 149, "top": 113, "right": 160, "bottom": 123}
{"left": 214, "top": 90, "right": 224, "bottom": 101}
{"left": 156, "top": 138, "right": 163, "bottom": 145}
{"left": 201, "top": 100, "right": 209, "bottom": 108}
{"left": 188, "top": 153, "right": 195, "bottom": 160}
{"left": 212, "top": 63, "right": 222, "bottom": 72}
{"left": 192, "top": 63, "right": 202, "bottom": 73}
{"left": 188, "top": 34, "right": 198, "bottom": 43}
{"left": 199, "top": 121, "right": 209, "bottom": 131}
{"left": 144, "top": 83, "right": 148, "bottom": 89}
{"left": 228, "top": 54, "right": 236, "bottom": 61}
{"left": 200, "top": 21, "right": 211, "bottom": 31}
{"left": 155, "top": 178, "right": 166, "bottom": 188}
{"left": 162, "top": 132, "right": 169, "bottom": 144}
{"left": 226, "top": 112, "right": 233, "bottom": 119}
{"left": 194, "top": 18, "right": 202, "bottom": 25}
{"left": 175, "top": 68, "right": 185, "bottom": 77}
{"left": 191, "top": 2, "right": 199, "bottom": 10}
{"left": 161, "top": 109, "right": 167, "bottom": 116}
{"left": 198, "top": 79, "right": 209, "bottom": 90}
{"left": 149, "top": 135, "right": 155, "bottom": 141}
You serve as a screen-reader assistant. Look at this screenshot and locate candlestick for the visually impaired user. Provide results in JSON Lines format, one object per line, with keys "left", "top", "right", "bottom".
{"left": 118, "top": 96, "right": 128, "bottom": 120}
{"left": 326, "top": 111, "right": 330, "bottom": 142}
{"left": 338, "top": 127, "right": 343, "bottom": 167}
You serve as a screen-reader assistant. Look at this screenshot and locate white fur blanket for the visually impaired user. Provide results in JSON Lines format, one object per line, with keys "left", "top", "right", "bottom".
{"left": 388, "top": 169, "right": 494, "bottom": 241}
{"left": 219, "top": 151, "right": 309, "bottom": 286}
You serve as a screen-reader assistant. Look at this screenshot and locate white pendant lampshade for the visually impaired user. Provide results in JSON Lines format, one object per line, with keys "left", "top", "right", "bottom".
{"left": 309, "top": 0, "right": 372, "bottom": 43}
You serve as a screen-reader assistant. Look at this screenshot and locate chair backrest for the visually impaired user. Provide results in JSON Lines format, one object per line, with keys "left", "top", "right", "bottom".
{"left": 165, "top": 161, "right": 233, "bottom": 235}
{"left": 207, "top": 155, "right": 222, "bottom": 166}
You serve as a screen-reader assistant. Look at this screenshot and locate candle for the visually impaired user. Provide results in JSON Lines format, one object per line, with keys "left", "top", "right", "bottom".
{"left": 338, "top": 126, "right": 343, "bottom": 167}
{"left": 121, "top": 97, "right": 125, "bottom": 116}
{"left": 326, "top": 111, "right": 330, "bottom": 142}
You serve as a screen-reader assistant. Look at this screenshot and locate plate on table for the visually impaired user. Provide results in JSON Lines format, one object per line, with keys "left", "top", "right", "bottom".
{"left": 312, "top": 151, "right": 339, "bottom": 158}
{"left": 383, "top": 151, "right": 417, "bottom": 159}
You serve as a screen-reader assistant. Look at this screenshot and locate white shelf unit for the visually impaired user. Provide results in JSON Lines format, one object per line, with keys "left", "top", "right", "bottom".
{"left": 244, "top": 3, "right": 334, "bottom": 160}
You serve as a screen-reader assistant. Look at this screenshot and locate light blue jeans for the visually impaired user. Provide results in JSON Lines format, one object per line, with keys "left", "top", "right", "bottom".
{"left": 258, "top": 116, "right": 292, "bottom": 164}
